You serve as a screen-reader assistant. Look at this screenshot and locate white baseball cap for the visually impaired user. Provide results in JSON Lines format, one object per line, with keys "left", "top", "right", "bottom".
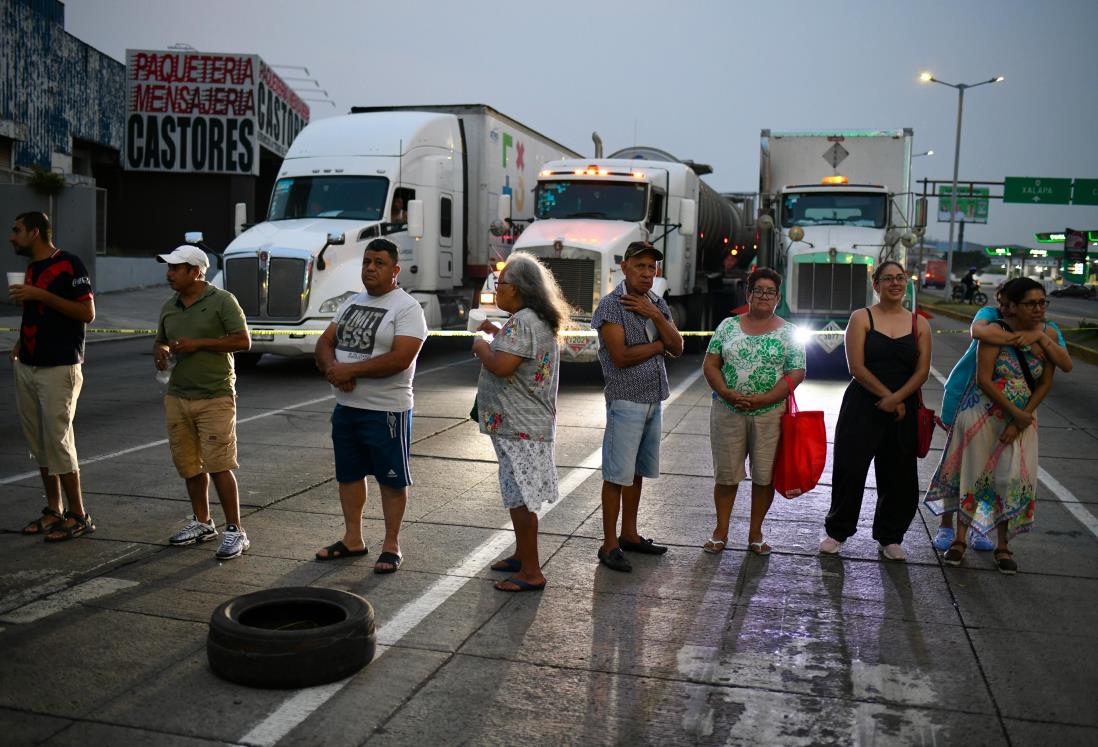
{"left": 157, "top": 245, "right": 210, "bottom": 271}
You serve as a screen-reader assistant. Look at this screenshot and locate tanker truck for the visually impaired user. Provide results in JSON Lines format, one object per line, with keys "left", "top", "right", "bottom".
{"left": 208, "top": 104, "right": 578, "bottom": 362}
{"left": 756, "top": 129, "right": 923, "bottom": 361}
{"left": 487, "top": 144, "right": 752, "bottom": 362}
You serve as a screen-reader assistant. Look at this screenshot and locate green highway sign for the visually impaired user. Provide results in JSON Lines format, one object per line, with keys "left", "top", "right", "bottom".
{"left": 1003, "top": 177, "right": 1072, "bottom": 204}
{"left": 1074, "top": 179, "right": 1098, "bottom": 206}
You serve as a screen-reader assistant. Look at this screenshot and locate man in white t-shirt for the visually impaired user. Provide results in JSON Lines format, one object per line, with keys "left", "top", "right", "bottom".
{"left": 314, "top": 238, "right": 428, "bottom": 572}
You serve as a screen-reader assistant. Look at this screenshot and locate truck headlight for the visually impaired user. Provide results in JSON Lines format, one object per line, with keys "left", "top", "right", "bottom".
{"left": 479, "top": 291, "right": 495, "bottom": 305}
{"left": 793, "top": 326, "right": 813, "bottom": 345}
{"left": 319, "top": 291, "right": 356, "bottom": 314}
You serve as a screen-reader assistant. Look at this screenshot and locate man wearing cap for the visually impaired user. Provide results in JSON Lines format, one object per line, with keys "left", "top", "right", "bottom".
{"left": 591, "top": 240, "right": 683, "bottom": 572}
{"left": 9, "top": 211, "right": 96, "bottom": 542}
{"left": 153, "top": 245, "right": 253, "bottom": 560}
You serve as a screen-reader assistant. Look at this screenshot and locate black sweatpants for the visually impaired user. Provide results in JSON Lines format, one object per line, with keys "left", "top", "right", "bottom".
{"left": 825, "top": 385, "right": 919, "bottom": 545}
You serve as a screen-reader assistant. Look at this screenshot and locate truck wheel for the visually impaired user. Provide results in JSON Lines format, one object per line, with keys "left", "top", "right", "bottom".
{"left": 234, "top": 352, "right": 262, "bottom": 369}
{"left": 207, "top": 587, "right": 376, "bottom": 689}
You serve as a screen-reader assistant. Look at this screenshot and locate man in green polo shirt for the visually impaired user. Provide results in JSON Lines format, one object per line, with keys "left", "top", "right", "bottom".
{"left": 153, "top": 245, "right": 252, "bottom": 560}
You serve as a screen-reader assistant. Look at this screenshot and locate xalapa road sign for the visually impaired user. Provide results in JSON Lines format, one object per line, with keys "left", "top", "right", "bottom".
{"left": 1003, "top": 177, "right": 1073, "bottom": 204}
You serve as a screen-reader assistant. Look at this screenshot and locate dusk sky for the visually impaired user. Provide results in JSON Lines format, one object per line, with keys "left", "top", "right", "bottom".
{"left": 65, "top": 0, "right": 1098, "bottom": 249}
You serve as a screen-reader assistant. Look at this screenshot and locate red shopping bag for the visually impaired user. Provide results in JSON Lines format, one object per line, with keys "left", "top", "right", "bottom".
{"left": 772, "top": 384, "right": 826, "bottom": 499}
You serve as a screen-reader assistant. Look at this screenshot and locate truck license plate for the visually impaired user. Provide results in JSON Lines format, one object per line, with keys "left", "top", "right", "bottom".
{"left": 252, "top": 331, "right": 274, "bottom": 342}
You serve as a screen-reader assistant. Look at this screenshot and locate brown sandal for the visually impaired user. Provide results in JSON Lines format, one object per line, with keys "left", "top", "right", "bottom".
{"left": 22, "top": 506, "right": 64, "bottom": 535}
{"left": 943, "top": 539, "right": 966, "bottom": 566}
{"left": 994, "top": 547, "right": 1018, "bottom": 575}
{"left": 44, "top": 511, "right": 95, "bottom": 542}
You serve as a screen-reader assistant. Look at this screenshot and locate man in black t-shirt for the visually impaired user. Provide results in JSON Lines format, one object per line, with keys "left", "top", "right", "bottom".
{"left": 8, "top": 211, "right": 96, "bottom": 542}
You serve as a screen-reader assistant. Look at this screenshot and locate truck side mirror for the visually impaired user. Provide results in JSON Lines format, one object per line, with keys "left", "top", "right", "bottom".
{"left": 914, "top": 197, "right": 928, "bottom": 229}
{"left": 497, "top": 194, "right": 512, "bottom": 223}
{"left": 679, "top": 199, "right": 697, "bottom": 235}
{"left": 184, "top": 231, "right": 205, "bottom": 244}
{"left": 407, "top": 199, "right": 425, "bottom": 239}
{"left": 234, "top": 202, "right": 247, "bottom": 236}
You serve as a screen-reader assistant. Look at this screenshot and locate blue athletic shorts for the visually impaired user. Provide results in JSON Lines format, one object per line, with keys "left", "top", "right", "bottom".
{"left": 602, "top": 399, "right": 662, "bottom": 486}
{"left": 331, "top": 404, "right": 413, "bottom": 487}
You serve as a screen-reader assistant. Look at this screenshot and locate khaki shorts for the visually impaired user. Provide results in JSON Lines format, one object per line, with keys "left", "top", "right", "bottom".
{"left": 14, "top": 361, "right": 83, "bottom": 475}
{"left": 710, "top": 402, "right": 784, "bottom": 486}
{"left": 164, "top": 395, "right": 239, "bottom": 479}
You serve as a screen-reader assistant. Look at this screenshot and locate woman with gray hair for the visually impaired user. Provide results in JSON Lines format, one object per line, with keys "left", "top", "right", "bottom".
{"left": 473, "top": 252, "right": 571, "bottom": 592}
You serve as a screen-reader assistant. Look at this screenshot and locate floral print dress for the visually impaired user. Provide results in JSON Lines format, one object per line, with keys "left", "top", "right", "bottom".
{"left": 476, "top": 308, "right": 560, "bottom": 512}
{"left": 924, "top": 343, "right": 1043, "bottom": 538}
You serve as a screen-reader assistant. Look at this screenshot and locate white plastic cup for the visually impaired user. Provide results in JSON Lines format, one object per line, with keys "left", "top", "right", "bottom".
{"left": 7, "top": 271, "right": 24, "bottom": 291}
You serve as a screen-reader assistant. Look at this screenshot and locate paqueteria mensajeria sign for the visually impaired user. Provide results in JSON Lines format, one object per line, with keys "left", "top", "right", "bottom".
{"left": 125, "top": 49, "right": 310, "bottom": 175}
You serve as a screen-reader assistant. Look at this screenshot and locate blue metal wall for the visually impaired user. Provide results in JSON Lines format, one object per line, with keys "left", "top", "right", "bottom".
{"left": 0, "top": 0, "right": 125, "bottom": 169}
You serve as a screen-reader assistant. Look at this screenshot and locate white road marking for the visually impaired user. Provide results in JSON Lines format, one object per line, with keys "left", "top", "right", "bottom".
{"left": 237, "top": 366, "right": 707, "bottom": 747}
{"left": 929, "top": 367, "right": 1098, "bottom": 542}
{"left": 0, "top": 358, "right": 476, "bottom": 486}
{"left": 0, "top": 577, "right": 139, "bottom": 624}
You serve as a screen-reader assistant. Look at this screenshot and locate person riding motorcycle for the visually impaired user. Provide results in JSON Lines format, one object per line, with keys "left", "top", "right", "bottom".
{"left": 960, "top": 268, "right": 977, "bottom": 302}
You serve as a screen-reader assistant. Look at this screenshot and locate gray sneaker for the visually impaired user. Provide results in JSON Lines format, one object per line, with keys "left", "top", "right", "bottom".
{"left": 216, "top": 524, "right": 250, "bottom": 560}
{"left": 169, "top": 515, "right": 218, "bottom": 546}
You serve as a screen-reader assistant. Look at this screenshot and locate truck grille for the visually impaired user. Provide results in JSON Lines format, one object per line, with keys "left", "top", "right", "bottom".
{"left": 796, "top": 263, "right": 866, "bottom": 314}
{"left": 541, "top": 258, "right": 596, "bottom": 313}
{"left": 225, "top": 254, "right": 310, "bottom": 320}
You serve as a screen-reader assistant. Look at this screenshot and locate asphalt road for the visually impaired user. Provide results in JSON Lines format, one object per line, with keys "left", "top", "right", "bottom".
{"left": 1, "top": 315, "right": 1096, "bottom": 746}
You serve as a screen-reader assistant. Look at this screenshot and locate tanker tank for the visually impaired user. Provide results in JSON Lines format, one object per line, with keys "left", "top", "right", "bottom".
{"left": 607, "top": 146, "right": 752, "bottom": 271}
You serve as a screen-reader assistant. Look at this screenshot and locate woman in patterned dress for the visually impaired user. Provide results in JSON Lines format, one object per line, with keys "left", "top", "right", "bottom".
{"left": 924, "top": 278, "right": 1055, "bottom": 574}
{"left": 702, "top": 268, "right": 806, "bottom": 555}
{"left": 473, "top": 253, "right": 572, "bottom": 592}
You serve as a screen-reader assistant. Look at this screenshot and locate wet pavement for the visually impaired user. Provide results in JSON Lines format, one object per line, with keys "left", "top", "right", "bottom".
{"left": 0, "top": 289, "right": 1096, "bottom": 745}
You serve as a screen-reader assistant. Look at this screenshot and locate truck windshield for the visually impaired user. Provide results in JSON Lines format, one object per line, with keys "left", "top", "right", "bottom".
{"left": 781, "top": 191, "right": 887, "bottom": 229}
{"left": 535, "top": 180, "right": 648, "bottom": 222}
{"left": 267, "top": 176, "right": 389, "bottom": 221}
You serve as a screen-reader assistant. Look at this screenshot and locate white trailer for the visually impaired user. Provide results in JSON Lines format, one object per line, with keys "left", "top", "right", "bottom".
{"left": 758, "top": 129, "right": 920, "bottom": 358}
{"left": 213, "top": 104, "right": 578, "bottom": 360}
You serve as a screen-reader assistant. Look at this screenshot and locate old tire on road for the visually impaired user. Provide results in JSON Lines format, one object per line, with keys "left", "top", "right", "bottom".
{"left": 207, "top": 586, "right": 376, "bottom": 689}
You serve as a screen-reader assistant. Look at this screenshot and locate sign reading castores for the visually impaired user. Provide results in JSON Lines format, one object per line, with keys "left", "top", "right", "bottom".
{"left": 125, "top": 50, "right": 309, "bottom": 175}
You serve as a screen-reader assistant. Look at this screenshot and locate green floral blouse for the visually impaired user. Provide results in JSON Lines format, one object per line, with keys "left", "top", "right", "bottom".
{"left": 706, "top": 316, "right": 807, "bottom": 415}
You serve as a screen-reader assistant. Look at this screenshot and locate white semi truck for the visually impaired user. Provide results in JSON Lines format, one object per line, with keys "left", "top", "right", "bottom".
{"left": 210, "top": 104, "right": 578, "bottom": 361}
{"left": 757, "top": 129, "right": 921, "bottom": 359}
{"left": 492, "top": 144, "right": 751, "bottom": 362}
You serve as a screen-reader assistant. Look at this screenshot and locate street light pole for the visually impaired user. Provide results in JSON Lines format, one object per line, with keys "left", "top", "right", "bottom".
{"left": 947, "top": 86, "right": 965, "bottom": 291}
{"left": 919, "top": 72, "right": 1004, "bottom": 292}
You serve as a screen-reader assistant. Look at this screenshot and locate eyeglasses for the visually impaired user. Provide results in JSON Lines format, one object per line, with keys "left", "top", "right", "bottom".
{"left": 750, "top": 288, "right": 779, "bottom": 299}
{"left": 877, "top": 274, "right": 908, "bottom": 285}
{"left": 1015, "top": 299, "right": 1049, "bottom": 310}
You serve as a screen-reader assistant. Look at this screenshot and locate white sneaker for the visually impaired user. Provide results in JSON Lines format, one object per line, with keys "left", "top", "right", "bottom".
{"left": 169, "top": 515, "right": 218, "bottom": 546}
{"left": 216, "top": 524, "right": 250, "bottom": 560}
{"left": 879, "top": 543, "right": 907, "bottom": 562}
{"left": 819, "top": 536, "right": 843, "bottom": 555}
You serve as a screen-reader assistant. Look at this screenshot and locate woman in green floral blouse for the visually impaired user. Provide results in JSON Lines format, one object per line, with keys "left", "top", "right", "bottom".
{"left": 701, "top": 268, "right": 807, "bottom": 555}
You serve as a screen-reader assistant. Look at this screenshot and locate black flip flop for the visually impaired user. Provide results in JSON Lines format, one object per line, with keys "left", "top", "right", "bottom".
{"left": 495, "top": 576, "right": 546, "bottom": 592}
{"left": 315, "top": 540, "right": 368, "bottom": 561}
{"left": 374, "top": 551, "right": 403, "bottom": 574}
{"left": 490, "top": 557, "right": 522, "bottom": 573}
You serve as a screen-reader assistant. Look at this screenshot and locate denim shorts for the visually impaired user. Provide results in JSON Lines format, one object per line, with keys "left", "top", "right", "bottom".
{"left": 331, "top": 405, "right": 412, "bottom": 487}
{"left": 602, "top": 399, "right": 662, "bottom": 486}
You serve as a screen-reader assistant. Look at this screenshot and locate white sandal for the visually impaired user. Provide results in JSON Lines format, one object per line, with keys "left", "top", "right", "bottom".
{"left": 703, "top": 538, "right": 727, "bottom": 554}
{"left": 748, "top": 541, "right": 772, "bottom": 556}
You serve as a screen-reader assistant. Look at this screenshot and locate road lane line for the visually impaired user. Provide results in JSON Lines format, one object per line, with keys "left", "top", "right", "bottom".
{"left": 0, "top": 577, "right": 139, "bottom": 624}
{"left": 238, "top": 366, "right": 707, "bottom": 747}
{"left": 929, "top": 367, "right": 1098, "bottom": 542}
{"left": 0, "top": 358, "right": 476, "bottom": 486}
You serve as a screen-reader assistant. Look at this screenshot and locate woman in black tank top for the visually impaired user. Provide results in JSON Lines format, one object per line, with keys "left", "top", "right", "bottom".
{"left": 820, "top": 261, "right": 932, "bottom": 561}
